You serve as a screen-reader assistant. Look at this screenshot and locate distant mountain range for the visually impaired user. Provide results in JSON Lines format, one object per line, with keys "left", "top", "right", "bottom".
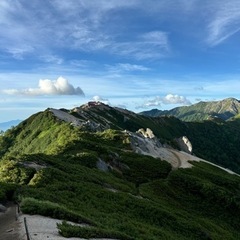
{"left": 0, "top": 119, "right": 22, "bottom": 131}
{"left": 140, "top": 98, "right": 240, "bottom": 122}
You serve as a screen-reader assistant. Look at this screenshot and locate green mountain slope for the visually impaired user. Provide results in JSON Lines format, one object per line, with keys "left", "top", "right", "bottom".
{"left": 140, "top": 98, "right": 240, "bottom": 122}
{"left": 1, "top": 102, "right": 240, "bottom": 173}
{"left": 0, "top": 107, "right": 240, "bottom": 239}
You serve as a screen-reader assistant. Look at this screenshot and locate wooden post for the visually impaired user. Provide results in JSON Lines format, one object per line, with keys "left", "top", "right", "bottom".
{"left": 24, "top": 217, "right": 30, "bottom": 240}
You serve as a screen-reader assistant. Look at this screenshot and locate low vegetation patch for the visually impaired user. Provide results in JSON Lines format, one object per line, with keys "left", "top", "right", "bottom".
{"left": 20, "top": 197, "right": 94, "bottom": 225}
{"left": 57, "top": 220, "right": 134, "bottom": 240}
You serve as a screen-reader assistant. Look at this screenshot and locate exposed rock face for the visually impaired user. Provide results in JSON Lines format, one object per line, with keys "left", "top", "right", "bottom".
{"left": 134, "top": 128, "right": 162, "bottom": 153}
{"left": 127, "top": 130, "right": 182, "bottom": 168}
{"left": 49, "top": 108, "right": 105, "bottom": 131}
{"left": 146, "top": 128, "right": 155, "bottom": 138}
{"left": 50, "top": 108, "right": 82, "bottom": 126}
{"left": 176, "top": 136, "right": 192, "bottom": 154}
{"left": 137, "top": 128, "right": 155, "bottom": 139}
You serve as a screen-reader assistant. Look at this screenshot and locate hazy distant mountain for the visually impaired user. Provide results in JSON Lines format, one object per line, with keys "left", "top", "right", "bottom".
{"left": 0, "top": 119, "right": 22, "bottom": 131}
{"left": 140, "top": 98, "right": 240, "bottom": 122}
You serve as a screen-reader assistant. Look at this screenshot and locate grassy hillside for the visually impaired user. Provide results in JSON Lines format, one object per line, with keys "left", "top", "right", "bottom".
{"left": 0, "top": 108, "right": 186, "bottom": 158}
{"left": 0, "top": 117, "right": 239, "bottom": 239}
{"left": 141, "top": 98, "right": 240, "bottom": 122}
{"left": 1, "top": 105, "right": 240, "bottom": 174}
{"left": 184, "top": 119, "right": 240, "bottom": 172}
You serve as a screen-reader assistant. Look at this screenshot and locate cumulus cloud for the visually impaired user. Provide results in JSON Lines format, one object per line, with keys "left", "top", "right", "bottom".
{"left": 40, "top": 55, "right": 63, "bottom": 65}
{"left": 3, "top": 77, "right": 85, "bottom": 96}
{"left": 162, "top": 94, "right": 191, "bottom": 104}
{"left": 137, "top": 94, "right": 191, "bottom": 109}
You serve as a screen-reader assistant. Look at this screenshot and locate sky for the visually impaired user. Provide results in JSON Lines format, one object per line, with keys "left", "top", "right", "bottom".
{"left": 1, "top": 0, "right": 240, "bottom": 122}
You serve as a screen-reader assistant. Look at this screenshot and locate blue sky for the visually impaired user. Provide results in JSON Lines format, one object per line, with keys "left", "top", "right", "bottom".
{"left": 1, "top": 0, "right": 240, "bottom": 122}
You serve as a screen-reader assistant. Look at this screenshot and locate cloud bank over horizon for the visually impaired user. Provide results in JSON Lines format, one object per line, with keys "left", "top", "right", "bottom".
{"left": 3, "top": 77, "right": 85, "bottom": 96}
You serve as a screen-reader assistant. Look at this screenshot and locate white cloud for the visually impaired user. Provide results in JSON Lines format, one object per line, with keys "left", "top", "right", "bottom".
{"left": 69, "top": 24, "right": 111, "bottom": 51}
{"left": 139, "top": 97, "right": 162, "bottom": 108}
{"left": 141, "top": 31, "right": 169, "bottom": 48}
{"left": 206, "top": 1, "right": 240, "bottom": 46}
{"left": 112, "top": 31, "right": 170, "bottom": 60}
{"left": 52, "top": 0, "right": 138, "bottom": 23}
{"left": 162, "top": 94, "right": 191, "bottom": 104}
{"left": 6, "top": 46, "right": 34, "bottom": 60}
{"left": 0, "top": 1, "right": 174, "bottom": 61}
{"left": 92, "top": 95, "right": 109, "bottom": 104}
{"left": 3, "top": 77, "right": 85, "bottom": 96}
{"left": 40, "top": 55, "right": 63, "bottom": 65}
{"left": 70, "top": 29, "right": 170, "bottom": 60}
{"left": 107, "top": 63, "right": 150, "bottom": 73}
{"left": 137, "top": 94, "right": 191, "bottom": 109}
{"left": 70, "top": 60, "right": 93, "bottom": 67}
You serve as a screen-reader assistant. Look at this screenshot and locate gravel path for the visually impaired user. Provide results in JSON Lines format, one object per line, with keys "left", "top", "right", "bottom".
{"left": 0, "top": 204, "right": 118, "bottom": 240}
{"left": 17, "top": 214, "right": 118, "bottom": 240}
{"left": 0, "top": 203, "right": 23, "bottom": 240}
{"left": 18, "top": 214, "right": 83, "bottom": 240}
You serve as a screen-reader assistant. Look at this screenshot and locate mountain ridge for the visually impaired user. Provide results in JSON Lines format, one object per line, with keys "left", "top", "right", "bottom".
{"left": 2, "top": 101, "right": 240, "bottom": 174}
{"left": 0, "top": 101, "right": 240, "bottom": 239}
{"left": 140, "top": 97, "right": 240, "bottom": 122}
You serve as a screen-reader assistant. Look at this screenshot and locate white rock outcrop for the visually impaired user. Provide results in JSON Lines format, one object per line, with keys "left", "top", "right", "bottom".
{"left": 176, "top": 136, "right": 192, "bottom": 154}
{"left": 137, "top": 128, "right": 155, "bottom": 139}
